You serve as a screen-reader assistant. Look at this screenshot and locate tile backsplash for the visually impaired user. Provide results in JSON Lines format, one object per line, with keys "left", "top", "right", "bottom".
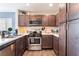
{"left": 18, "top": 26, "right": 59, "bottom": 34}
{"left": 42, "top": 27, "right": 59, "bottom": 33}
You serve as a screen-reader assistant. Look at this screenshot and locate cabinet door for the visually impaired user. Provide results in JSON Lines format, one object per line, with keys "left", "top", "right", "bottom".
{"left": 21, "top": 37, "right": 25, "bottom": 54}
{"left": 23, "top": 35, "right": 28, "bottom": 51}
{"left": 26, "top": 15, "right": 29, "bottom": 26}
{"left": 68, "top": 3, "right": 79, "bottom": 20}
{"left": 53, "top": 36, "right": 59, "bottom": 55}
{"left": 42, "top": 35, "right": 49, "bottom": 48}
{"left": 59, "top": 23, "right": 66, "bottom": 56}
{"left": 42, "top": 35, "right": 53, "bottom": 49}
{"left": 35, "top": 15, "right": 42, "bottom": 20}
{"left": 48, "top": 35, "right": 53, "bottom": 48}
{"left": 48, "top": 15, "right": 56, "bottom": 26}
{"left": 25, "top": 35, "right": 28, "bottom": 50}
{"left": 42, "top": 15, "right": 49, "bottom": 26}
{"left": 42, "top": 15, "right": 56, "bottom": 26}
{"left": 59, "top": 4, "right": 66, "bottom": 23}
{"left": 18, "top": 15, "right": 27, "bottom": 26}
{"left": 67, "top": 20, "right": 79, "bottom": 56}
{"left": 15, "top": 38, "right": 24, "bottom": 56}
{"left": 15, "top": 39, "right": 21, "bottom": 56}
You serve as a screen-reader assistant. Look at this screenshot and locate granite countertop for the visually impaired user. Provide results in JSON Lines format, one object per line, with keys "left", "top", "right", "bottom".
{"left": 42, "top": 32, "right": 59, "bottom": 37}
{"left": 0, "top": 34, "right": 27, "bottom": 46}
{"left": 0, "top": 32, "right": 59, "bottom": 47}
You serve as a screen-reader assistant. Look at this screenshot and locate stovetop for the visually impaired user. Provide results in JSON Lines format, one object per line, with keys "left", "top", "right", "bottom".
{"left": 28, "top": 31, "right": 42, "bottom": 37}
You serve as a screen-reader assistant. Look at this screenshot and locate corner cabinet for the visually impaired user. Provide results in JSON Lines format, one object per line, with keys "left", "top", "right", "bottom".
{"left": 48, "top": 15, "right": 56, "bottom": 26}
{"left": 18, "top": 15, "right": 29, "bottom": 27}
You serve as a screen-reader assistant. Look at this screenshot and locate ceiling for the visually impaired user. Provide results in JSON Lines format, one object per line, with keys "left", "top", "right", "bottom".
{"left": 0, "top": 3, "right": 60, "bottom": 15}
{"left": 25, "top": 3, "right": 59, "bottom": 15}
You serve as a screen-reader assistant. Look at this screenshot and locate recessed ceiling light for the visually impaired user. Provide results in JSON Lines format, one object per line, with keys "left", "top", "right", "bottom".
{"left": 26, "top": 3, "right": 30, "bottom": 6}
{"left": 49, "top": 3, "right": 53, "bottom": 7}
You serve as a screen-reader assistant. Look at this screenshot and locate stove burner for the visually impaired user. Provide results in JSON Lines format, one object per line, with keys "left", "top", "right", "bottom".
{"left": 28, "top": 31, "right": 42, "bottom": 37}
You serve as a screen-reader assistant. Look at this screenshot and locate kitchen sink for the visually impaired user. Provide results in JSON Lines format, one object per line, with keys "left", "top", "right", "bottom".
{"left": 15, "top": 34, "right": 21, "bottom": 36}
{"left": 3, "top": 34, "right": 22, "bottom": 38}
{"left": 3, "top": 36, "right": 15, "bottom": 38}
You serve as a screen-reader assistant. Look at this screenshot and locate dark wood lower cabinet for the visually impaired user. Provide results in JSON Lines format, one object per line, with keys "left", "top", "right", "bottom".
{"left": 42, "top": 35, "right": 53, "bottom": 49}
{"left": 25, "top": 35, "right": 28, "bottom": 50}
{"left": 15, "top": 35, "right": 27, "bottom": 56}
{"left": 22, "top": 35, "right": 28, "bottom": 52}
{"left": 53, "top": 36, "right": 59, "bottom": 56}
{"left": 15, "top": 38, "right": 23, "bottom": 56}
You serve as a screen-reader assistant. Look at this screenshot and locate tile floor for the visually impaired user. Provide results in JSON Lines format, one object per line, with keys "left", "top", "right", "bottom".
{"left": 23, "top": 50, "right": 56, "bottom": 56}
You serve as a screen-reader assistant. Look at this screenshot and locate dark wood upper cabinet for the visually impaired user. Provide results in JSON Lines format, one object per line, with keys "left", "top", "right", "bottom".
{"left": 26, "top": 15, "right": 29, "bottom": 26}
{"left": 42, "top": 15, "right": 56, "bottom": 26}
{"left": 18, "top": 15, "right": 29, "bottom": 26}
{"left": 59, "top": 4, "right": 67, "bottom": 23}
{"left": 18, "top": 15, "right": 25, "bottom": 26}
{"left": 48, "top": 15, "right": 56, "bottom": 26}
{"left": 67, "top": 20, "right": 79, "bottom": 56}
{"left": 68, "top": 3, "right": 79, "bottom": 21}
{"left": 42, "top": 15, "right": 49, "bottom": 26}
{"left": 59, "top": 23, "right": 66, "bottom": 56}
{"left": 18, "top": 12, "right": 56, "bottom": 27}
{"left": 18, "top": 10, "right": 29, "bottom": 27}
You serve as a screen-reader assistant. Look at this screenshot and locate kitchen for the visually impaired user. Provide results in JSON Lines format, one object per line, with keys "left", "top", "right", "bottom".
{"left": 0, "top": 3, "right": 79, "bottom": 56}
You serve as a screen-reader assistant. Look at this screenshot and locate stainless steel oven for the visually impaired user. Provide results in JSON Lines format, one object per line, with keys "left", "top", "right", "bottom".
{"left": 28, "top": 37, "right": 42, "bottom": 50}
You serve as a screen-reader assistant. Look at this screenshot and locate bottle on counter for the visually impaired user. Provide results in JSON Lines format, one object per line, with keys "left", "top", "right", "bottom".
{"left": 13, "top": 29, "right": 18, "bottom": 36}
{"left": 14, "top": 29, "right": 18, "bottom": 35}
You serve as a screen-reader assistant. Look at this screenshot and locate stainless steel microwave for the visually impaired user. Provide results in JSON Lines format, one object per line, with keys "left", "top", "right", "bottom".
{"left": 29, "top": 19, "right": 42, "bottom": 26}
